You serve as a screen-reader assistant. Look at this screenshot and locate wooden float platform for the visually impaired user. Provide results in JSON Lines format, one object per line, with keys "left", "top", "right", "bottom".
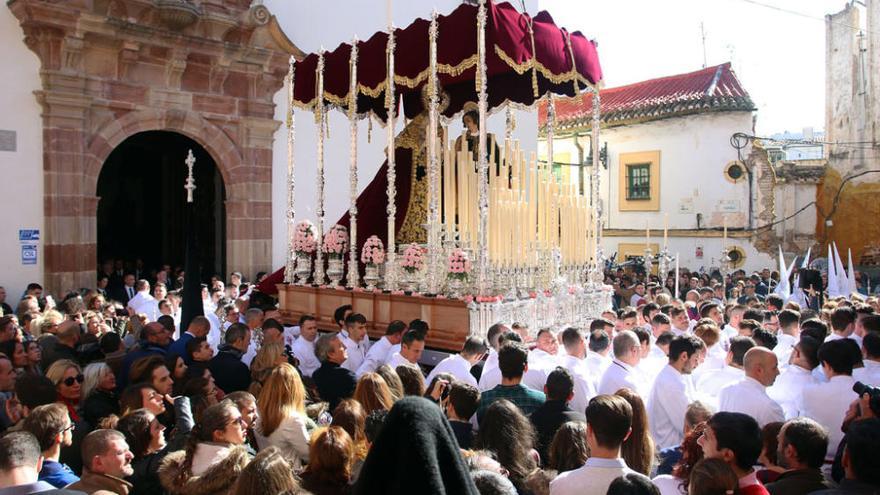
{"left": 277, "top": 284, "right": 471, "bottom": 352}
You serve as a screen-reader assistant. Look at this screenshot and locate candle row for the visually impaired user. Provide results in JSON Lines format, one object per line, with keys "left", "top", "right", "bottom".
{"left": 440, "top": 136, "right": 595, "bottom": 268}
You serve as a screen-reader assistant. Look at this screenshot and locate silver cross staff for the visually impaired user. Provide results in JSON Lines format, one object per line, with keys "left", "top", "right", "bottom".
{"left": 184, "top": 149, "right": 196, "bottom": 203}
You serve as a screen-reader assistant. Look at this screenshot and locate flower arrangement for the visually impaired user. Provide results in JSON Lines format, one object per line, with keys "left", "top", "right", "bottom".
{"left": 293, "top": 220, "right": 317, "bottom": 255}
{"left": 361, "top": 235, "right": 385, "bottom": 266}
{"left": 447, "top": 248, "right": 472, "bottom": 281}
{"left": 401, "top": 243, "right": 425, "bottom": 274}
{"left": 322, "top": 225, "right": 348, "bottom": 259}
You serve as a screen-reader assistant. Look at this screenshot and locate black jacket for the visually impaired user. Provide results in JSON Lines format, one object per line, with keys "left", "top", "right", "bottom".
{"left": 313, "top": 361, "right": 357, "bottom": 412}
{"left": 449, "top": 420, "right": 474, "bottom": 450}
{"left": 767, "top": 468, "right": 830, "bottom": 495}
{"left": 209, "top": 345, "right": 251, "bottom": 393}
{"left": 81, "top": 389, "right": 120, "bottom": 427}
{"left": 354, "top": 397, "right": 479, "bottom": 495}
{"left": 128, "top": 396, "right": 194, "bottom": 495}
{"left": 529, "top": 399, "right": 586, "bottom": 464}
{"left": 41, "top": 341, "right": 79, "bottom": 370}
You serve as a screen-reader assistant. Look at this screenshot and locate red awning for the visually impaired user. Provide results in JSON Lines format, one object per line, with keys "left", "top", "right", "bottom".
{"left": 292, "top": 1, "right": 603, "bottom": 121}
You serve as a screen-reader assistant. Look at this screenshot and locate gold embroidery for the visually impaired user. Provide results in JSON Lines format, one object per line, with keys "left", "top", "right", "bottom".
{"left": 397, "top": 114, "right": 429, "bottom": 244}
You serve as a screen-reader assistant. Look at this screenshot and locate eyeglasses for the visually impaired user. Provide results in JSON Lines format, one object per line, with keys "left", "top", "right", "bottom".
{"left": 62, "top": 374, "right": 85, "bottom": 387}
{"left": 228, "top": 416, "right": 247, "bottom": 427}
{"left": 60, "top": 423, "right": 76, "bottom": 434}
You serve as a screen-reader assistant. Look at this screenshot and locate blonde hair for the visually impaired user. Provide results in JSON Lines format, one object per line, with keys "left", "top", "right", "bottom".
{"left": 46, "top": 359, "right": 82, "bottom": 386}
{"left": 249, "top": 342, "right": 286, "bottom": 397}
{"left": 251, "top": 342, "right": 285, "bottom": 377}
{"left": 257, "top": 363, "right": 306, "bottom": 436}
{"left": 353, "top": 373, "right": 394, "bottom": 414}
{"left": 35, "top": 309, "right": 64, "bottom": 337}
{"left": 81, "top": 362, "right": 111, "bottom": 401}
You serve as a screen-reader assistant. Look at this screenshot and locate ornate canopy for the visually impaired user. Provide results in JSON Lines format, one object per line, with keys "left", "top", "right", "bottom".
{"left": 292, "top": 1, "right": 603, "bottom": 121}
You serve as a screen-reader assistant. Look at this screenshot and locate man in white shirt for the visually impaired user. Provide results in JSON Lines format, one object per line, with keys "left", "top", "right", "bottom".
{"left": 718, "top": 347, "right": 784, "bottom": 427}
{"left": 426, "top": 335, "right": 487, "bottom": 387}
{"left": 550, "top": 394, "right": 638, "bottom": 495}
{"left": 558, "top": 327, "right": 598, "bottom": 416}
{"left": 722, "top": 305, "right": 746, "bottom": 341}
{"left": 585, "top": 322, "right": 614, "bottom": 386}
{"left": 126, "top": 279, "right": 154, "bottom": 317}
{"left": 800, "top": 338, "right": 860, "bottom": 462}
{"left": 696, "top": 336, "right": 755, "bottom": 406}
{"left": 648, "top": 335, "right": 704, "bottom": 449}
{"left": 598, "top": 330, "right": 645, "bottom": 396}
{"left": 853, "top": 306, "right": 875, "bottom": 342}
{"left": 768, "top": 336, "right": 820, "bottom": 419}
{"left": 669, "top": 307, "right": 690, "bottom": 336}
{"left": 291, "top": 315, "right": 321, "bottom": 377}
{"left": 241, "top": 307, "right": 264, "bottom": 367}
{"left": 629, "top": 283, "right": 647, "bottom": 307}
{"left": 523, "top": 329, "right": 561, "bottom": 390}
{"left": 825, "top": 306, "right": 862, "bottom": 348}
{"left": 699, "top": 302, "right": 724, "bottom": 328}
{"left": 854, "top": 331, "right": 880, "bottom": 386}
{"left": 476, "top": 323, "right": 509, "bottom": 389}
{"left": 145, "top": 283, "right": 167, "bottom": 322}
{"left": 386, "top": 329, "right": 425, "bottom": 371}
{"left": 480, "top": 331, "right": 522, "bottom": 392}
{"left": 340, "top": 313, "right": 369, "bottom": 373}
{"left": 640, "top": 303, "right": 661, "bottom": 333}
{"left": 774, "top": 309, "right": 801, "bottom": 367}
{"left": 640, "top": 314, "right": 672, "bottom": 375}
{"left": 356, "top": 320, "right": 407, "bottom": 377}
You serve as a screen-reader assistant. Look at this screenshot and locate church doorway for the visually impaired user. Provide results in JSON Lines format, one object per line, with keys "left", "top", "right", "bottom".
{"left": 96, "top": 131, "right": 226, "bottom": 280}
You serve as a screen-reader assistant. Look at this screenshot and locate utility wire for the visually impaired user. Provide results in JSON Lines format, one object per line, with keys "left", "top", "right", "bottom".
{"left": 730, "top": 0, "right": 875, "bottom": 36}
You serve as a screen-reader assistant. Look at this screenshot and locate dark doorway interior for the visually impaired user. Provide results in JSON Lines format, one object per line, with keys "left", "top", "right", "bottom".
{"left": 97, "top": 131, "right": 226, "bottom": 280}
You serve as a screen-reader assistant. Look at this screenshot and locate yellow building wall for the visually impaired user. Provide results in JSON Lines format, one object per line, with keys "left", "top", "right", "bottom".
{"left": 817, "top": 168, "right": 880, "bottom": 262}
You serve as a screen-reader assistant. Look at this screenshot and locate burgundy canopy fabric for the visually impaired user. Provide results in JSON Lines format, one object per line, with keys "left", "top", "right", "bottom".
{"left": 293, "top": 1, "right": 602, "bottom": 121}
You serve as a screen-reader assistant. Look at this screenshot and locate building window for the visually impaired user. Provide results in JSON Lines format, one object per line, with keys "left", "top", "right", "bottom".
{"left": 626, "top": 163, "right": 651, "bottom": 200}
{"left": 618, "top": 150, "right": 660, "bottom": 211}
{"left": 724, "top": 161, "right": 746, "bottom": 183}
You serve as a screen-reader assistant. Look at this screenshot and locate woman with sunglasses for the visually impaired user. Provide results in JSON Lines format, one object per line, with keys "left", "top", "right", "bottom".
{"left": 45, "top": 359, "right": 84, "bottom": 422}
{"left": 118, "top": 394, "right": 194, "bottom": 495}
{"left": 159, "top": 400, "right": 251, "bottom": 495}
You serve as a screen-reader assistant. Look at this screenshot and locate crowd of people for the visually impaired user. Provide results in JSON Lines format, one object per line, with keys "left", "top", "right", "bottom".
{"left": 0, "top": 258, "right": 879, "bottom": 495}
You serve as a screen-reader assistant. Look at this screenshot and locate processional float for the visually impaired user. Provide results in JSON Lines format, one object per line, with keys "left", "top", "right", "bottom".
{"left": 272, "top": 0, "right": 613, "bottom": 349}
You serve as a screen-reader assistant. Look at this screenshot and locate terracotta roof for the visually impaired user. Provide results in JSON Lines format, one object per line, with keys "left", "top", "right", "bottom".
{"left": 539, "top": 63, "right": 755, "bottom": 132}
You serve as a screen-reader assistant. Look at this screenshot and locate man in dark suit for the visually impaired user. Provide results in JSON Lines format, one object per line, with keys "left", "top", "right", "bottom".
{"left": 168, "top": 315, "right": 210, "bottom": 365}
{"left": 312, "top": 333, "right": 357, "bottom": 411}
{"left": 110, "top": 273, "right": 136, "bottom": 306}
{"left": 209, "top": 323, "right": 252, "bottom": 393}
{"left": 529, "top": 367, "right": 586, "bottom": 462}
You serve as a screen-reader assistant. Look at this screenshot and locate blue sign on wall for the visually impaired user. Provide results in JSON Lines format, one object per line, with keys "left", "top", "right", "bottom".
{"left": 21, "top": 244, "right": 37, "bottom": 265}
{"left": 19, "top": 229, "right": 40, "bottom": 242}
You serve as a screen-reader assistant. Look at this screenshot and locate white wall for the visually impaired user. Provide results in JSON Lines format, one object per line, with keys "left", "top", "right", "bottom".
{"left": 0, "top": 6, "right": 44, "bottom": 300}
{"left": 544, "top": 111, "right": 756, "bottom": 230}
{"left": 266, "top": 0, "right": 539, "bottom": 270}
{"left": 541, "top": 111, "right": 775, "bottom": 272}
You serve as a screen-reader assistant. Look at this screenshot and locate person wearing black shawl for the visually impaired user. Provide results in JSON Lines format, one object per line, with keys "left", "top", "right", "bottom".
{"left": 354, "top": 396, "right": 479, "bottom": 495}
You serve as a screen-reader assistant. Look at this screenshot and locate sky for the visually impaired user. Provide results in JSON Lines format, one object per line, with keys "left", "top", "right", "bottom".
{"left": 539, "top": 0, "right": 855, "bottom": 135}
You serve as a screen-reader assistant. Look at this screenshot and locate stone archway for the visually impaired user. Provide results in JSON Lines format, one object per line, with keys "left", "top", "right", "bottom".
{"left": 96, "top": 130, "right": 226, "bottom": 279}
{"left": 9, "top": 0, "right": 302, "bottom": 294}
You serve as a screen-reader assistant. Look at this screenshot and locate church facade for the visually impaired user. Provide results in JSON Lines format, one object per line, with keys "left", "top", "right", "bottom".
{"left": 1, "top": 0, "right": 300, "bottom": 295}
